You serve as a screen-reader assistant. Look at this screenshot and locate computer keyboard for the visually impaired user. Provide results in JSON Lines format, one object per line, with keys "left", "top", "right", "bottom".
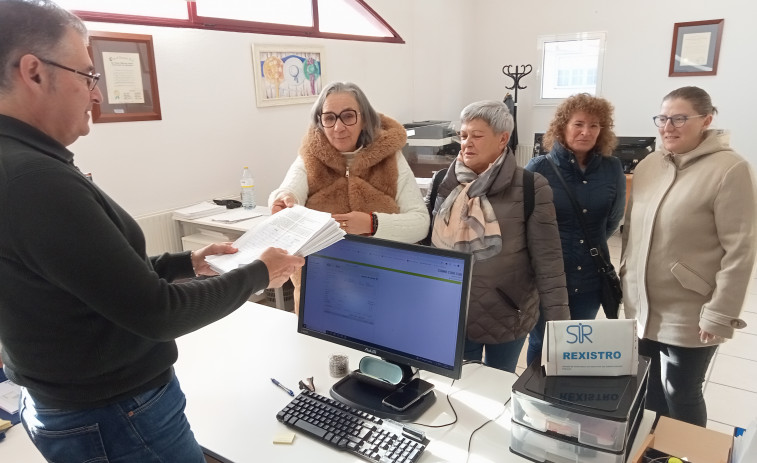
{"left": 276, "top": 390, "right": 428, "bottom": 463}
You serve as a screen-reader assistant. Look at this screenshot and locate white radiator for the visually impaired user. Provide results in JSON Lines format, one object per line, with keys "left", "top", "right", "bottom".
{"left": 515, "top": 144, "right": 535, "bottom": 167}
{"left": 135, "top": 211, "right": 182, "bottom": 255}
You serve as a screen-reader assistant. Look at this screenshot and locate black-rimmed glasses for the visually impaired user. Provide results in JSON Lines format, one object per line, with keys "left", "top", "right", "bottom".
{"left": 319, "top": 109, "right": 359, "bottom": 128}
{"left": 39, "top": 58, "right": 100, "bottom": 92}
{"left": 652, "top": 114, "right": 705, "bottom": 128}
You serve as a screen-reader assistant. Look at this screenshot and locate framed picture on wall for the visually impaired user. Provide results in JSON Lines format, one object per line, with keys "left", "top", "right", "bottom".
{"left": 88, "top": 31, "right": 162, "bottom": 123}
{"left": 669, "top": 19, "right": 724, "bottom": 77}
{"left": 252, "top": 44, "right": 325, "bottom": 107}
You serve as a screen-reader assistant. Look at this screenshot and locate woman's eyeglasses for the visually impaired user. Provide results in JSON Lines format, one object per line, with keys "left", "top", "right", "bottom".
{"left": 319, "top": 109, "right": 359, "bottom": 128}
{"left": 652, "top": 114, "right": 705, "bottom": 128}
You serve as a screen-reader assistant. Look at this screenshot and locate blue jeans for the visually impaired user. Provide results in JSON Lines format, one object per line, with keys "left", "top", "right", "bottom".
{"left": 20, "top": 374, "right": 206, "bottom": 463}
{"left": 638, "top": 338, "right": 717, "bottom": 427}
{"left": 464, "top": 336, "right": 526, "bottom": 373}
{"left": 526, "top": 290, "right": 601, "bottom": 367}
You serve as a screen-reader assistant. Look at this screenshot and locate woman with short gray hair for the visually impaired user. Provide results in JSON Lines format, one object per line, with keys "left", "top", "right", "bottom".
{"left": 428, "top": 100, "right": 569, "bottom": 372}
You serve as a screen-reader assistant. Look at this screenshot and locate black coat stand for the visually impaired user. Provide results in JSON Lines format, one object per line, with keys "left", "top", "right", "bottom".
{"left": 502, "top": 64, "right": 532, "bottom": 151}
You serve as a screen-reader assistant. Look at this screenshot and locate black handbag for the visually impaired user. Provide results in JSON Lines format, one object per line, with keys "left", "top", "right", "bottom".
{"left": 546, "top": 158, "right": 622, "bottom": 319}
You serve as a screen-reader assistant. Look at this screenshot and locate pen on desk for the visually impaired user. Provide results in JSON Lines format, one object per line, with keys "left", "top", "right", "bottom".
{"left": 271, "top": 378, "right": 294, "bottom": 396}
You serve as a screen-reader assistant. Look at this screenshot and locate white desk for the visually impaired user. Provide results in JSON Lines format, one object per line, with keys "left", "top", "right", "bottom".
{"left": 0, "top": 425, "right": 47, "bottom": 463}
{"left": 174, "top": 303, "right": 655, "bottom": 462}
{"left": 1, "top": 304, "right": 653, "bottom": 462}
{"left": 173, "top": 205, "right": 271, "bottom": 247}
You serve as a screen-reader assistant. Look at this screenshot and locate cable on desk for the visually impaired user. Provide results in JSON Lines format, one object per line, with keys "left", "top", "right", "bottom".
{"left": 407, "top": 378, "right": 459, "bottom": 429}
{"left": 465, "top": 397, "right": 511, "bottom": 463}
{"left": 407, "top": 361, "right": 494, "bottom": 430}
{"left": 407, "top": 361, "right": 519, "bottom": 433}
{"left": 458, "top": 360, "right": 519, "bottom": 463}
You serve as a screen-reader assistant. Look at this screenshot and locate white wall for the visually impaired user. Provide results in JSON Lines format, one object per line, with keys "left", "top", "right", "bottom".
{"left": 70, "top": 0, "right": 757, "bottom": 220}
{"left": 469, "top": 0, "right": 757, "bottom": 164}
{"left": 73, "top": 1, "right": 420, "bottom": 217}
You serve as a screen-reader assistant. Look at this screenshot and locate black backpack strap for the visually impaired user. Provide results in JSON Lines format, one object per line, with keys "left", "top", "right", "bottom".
{"left": 426, "top": 168, "right": 447, "bottom": 214}
{"left": 523, "top": 168, "right": 534, "bottom": 223}
{"left": 422, "top": 167, "right": 447, "bottom": 245}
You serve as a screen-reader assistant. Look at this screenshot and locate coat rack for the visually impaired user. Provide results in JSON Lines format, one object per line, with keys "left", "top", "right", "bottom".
{"left": 501, "top": 64, "right": 532, "bottom": 150}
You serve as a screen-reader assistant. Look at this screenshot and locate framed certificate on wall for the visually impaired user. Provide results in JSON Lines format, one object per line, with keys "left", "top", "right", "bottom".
{"left": 669, "top": 19, "right": 724, "bottom": 77}
{"left": 88, "top": 31, "right": 162, "bottom": 122}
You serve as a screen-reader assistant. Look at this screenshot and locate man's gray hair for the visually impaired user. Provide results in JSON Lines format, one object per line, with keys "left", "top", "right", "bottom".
{"left": 0, "top": 0, "right": 87, "bottom": 92}
{"left": 309, "top": 81, "right": 381, "bottom": 147}
{"left": 460, "top": 100, "right": 514, "bottom": 134}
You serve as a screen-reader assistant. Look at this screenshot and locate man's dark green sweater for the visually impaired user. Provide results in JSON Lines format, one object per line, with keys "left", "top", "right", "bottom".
{"left": 0, "top": 114, "right": 269, "bottom": 409}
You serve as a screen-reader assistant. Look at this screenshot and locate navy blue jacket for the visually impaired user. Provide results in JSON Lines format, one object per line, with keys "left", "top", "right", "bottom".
{"left": 526, "top": 142, "right": 625, "bottom": 294}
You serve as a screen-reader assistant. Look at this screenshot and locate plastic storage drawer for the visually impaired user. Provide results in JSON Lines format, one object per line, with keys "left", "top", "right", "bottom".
{"left": 510, "top": 357, "right": 649, "bottom": 452}
{"left": 509, "top": 411, "right": 643, "bottom": 463}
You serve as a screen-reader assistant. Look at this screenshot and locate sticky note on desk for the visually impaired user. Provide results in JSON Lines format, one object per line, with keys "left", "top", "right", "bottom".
{"left": 0, "top": 419, "right": 11, "bottom": 431}
{"left": 273, "top": 432, "right": 296, "bottom": 444}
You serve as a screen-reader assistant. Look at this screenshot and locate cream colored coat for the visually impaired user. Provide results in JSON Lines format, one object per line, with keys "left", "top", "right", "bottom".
{"left": 621, "top": 130, "right": 756, "bottom": 347}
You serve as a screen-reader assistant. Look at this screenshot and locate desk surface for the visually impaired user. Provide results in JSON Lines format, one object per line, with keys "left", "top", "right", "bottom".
{"left": 0, "top": 304, "right": 653, "bottom": 462}
{"left": 174, "top": 303, "right": 654, "bottom": 463}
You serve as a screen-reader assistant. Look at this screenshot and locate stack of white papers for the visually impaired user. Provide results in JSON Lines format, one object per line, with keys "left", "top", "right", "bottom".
{"left": 172, "top": 201, "right": 226, "bottom": 220}
{"left": 205, "top": 205, "right": 345, "bottom": 274}
{"left": 0, "top": 379, "right": 20, "bottom": 414}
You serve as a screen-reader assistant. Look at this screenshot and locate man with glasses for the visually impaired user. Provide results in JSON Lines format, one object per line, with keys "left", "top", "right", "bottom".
{"left": 0, "top": 1, "right": 304, "bottom": 462}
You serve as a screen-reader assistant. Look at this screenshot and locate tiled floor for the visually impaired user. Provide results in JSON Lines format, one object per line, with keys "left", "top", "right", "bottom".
{"left": 515, "top": 232, "right": 757, "bottom": 433}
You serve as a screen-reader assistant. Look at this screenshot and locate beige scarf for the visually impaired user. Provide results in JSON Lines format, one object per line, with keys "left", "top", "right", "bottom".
{"left": 431, "top": 152, "right": 505, "bottom": 261}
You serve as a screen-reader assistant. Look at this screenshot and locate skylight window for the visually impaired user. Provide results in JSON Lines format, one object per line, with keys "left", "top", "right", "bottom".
{"left": 58, "top": 0, "right": 402, "bottom": 43}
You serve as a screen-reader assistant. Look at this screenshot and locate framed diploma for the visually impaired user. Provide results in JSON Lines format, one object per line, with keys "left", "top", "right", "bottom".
{"left": 669, "top": 19, "right": 724, "bottom": 77}
{"left": 88, "top": 32, "right": 162, "bottom": 123}
{"left": 252, "top": 44, "right": 325, "bottom": 107}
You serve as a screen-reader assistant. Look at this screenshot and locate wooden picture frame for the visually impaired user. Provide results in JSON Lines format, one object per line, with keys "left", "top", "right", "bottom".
{"left": 88, "top": 31, "right": 162, "bottom": 122}
{"left": 669, "top": 19, "right": 724, "bottom": 77}
{"left": 252, "top": 44, "right": 324, "bottom": 107}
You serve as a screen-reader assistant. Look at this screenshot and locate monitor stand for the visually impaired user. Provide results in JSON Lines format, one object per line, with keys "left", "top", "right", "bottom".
{"left": 330, "top": 373, "right": 436, "bottom": 422}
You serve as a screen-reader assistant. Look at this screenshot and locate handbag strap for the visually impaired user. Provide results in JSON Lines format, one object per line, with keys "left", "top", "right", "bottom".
{"left": 546, "top": 157, "right": 613, "bottom": 273}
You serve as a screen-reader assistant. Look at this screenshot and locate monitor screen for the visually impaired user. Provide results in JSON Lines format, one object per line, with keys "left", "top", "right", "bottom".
{"left": 533, "top": 133, "right": 656, "bottom": 174}
{"left": 613, "top": 136, "right": 656, "bottom": 173}
{"left": 298, "top": 235, "right": 472, "bottom": 381}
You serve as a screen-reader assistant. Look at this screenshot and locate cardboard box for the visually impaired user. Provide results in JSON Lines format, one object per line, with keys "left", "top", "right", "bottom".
{"left": 542, "top": 319, "right": 638, "bottom": 376}
{"left": 630, "top": 416, "right": 733, "bottom": 463}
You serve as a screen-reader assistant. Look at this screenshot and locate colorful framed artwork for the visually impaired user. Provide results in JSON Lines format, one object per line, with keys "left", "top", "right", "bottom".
{"left": 252, "top": 44, "right": 324, "bottom": 107}
{"left": 669, "top": 19, "right": 724, "bottom": 77}
{"left": 88, "top": 31, "right": 162, "bottom": 123}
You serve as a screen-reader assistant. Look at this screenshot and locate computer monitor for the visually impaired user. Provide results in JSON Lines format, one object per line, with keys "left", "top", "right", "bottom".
{"left": 613, "top": 136, "right": 656, "bottom": 173}
{"left": 298, "top": 234, "right": 472, "bottom": 420}
{"left": 533, "top": 133, "right": 656, "bottom": 173}
{"left": 533, "top": 132, "right": 548, "bottom": 157}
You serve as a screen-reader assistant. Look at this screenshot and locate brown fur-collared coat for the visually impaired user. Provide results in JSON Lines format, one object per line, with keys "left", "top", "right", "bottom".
{"left": 302, "top": 114, "right": 405, "bottom": 214}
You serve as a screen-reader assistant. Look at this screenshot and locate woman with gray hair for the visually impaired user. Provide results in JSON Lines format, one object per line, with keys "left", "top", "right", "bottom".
{"left": 270, "top": 81, "right": 429, "bottom": 311}
{"left": 429, "top": 100, "right": 569, "bottom": 372}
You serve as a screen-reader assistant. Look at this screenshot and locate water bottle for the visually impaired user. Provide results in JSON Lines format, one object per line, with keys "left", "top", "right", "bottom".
{"left": 240, "top": 167, "right": 256, "bottom": 209}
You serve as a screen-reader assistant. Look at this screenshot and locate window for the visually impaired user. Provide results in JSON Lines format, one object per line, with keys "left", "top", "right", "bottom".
{"left": 318, "top": 0, "right": 395, "bottom": 38}
{"left": 56, "top": 0, "right": 188, "bottom": 19}
{"left": 57, "top": 0, "right": 402, "bottom": 43}
{"left": 537, "top": 32, "right": 606, "bottom": 104}
{"left": 195, "top": 1, "right": 313, "bottom": 27}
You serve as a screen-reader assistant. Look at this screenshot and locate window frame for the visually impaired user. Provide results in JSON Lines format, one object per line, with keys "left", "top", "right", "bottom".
{"left": 71, "top": 0, "right": 403, "bottom": 44}
{"left": 535, "top": 31, "right": 606, "bottom": 106}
